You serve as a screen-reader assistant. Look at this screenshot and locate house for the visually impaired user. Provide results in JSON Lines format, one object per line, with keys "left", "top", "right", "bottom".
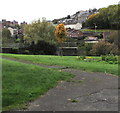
{"left": 66, "top": 28, "right": 83, "bottom": 39}
{"left": 2, "top": 19, "right": 19, "bottom": 28}
{"left": 65, "top": 23, "right": 82, "bottom": 30}
{"left": 8, "top": 27, "right": 18, "bottom": 36}
{"left": 20, "top": 21, "right": 27, "bottom": 25}
{"left": 13, "top": 20, "right": 18, "bottom": 25}
{"left": 52, "top": 10, "right": 91, "bottom": 27}
{"left": 77, "top": 10, "right": 90, "bottom": 23}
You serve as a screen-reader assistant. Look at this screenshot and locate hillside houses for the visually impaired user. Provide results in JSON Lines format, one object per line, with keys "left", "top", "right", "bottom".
{"left": 2, "top": 19, "right": 18, "bottom": 28}
{"left": 74, "top": 10, "right": 90, "bottom": 23}
{"left": 1, "top": 19, "right": 27, "bottom": 38}
{"left": 66, "top": 28, "right": 99, "bottom": 43}
{"left": 65, "top": 23, "right": 82, "bottom": 30}
{"left": 60, "top": 28, "right": 99, "bottom": 55}
{"left": 53, "top": 10, "right": 91, "bottom": 30}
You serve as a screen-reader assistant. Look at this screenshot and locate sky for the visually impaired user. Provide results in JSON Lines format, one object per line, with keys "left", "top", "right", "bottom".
{"left": 0, "top": 0, "right": 119, "bottom": 23}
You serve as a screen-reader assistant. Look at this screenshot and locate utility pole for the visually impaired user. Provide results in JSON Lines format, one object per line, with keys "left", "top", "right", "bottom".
{"left": 94, "top": 23, "right": 97, "bottom": 33}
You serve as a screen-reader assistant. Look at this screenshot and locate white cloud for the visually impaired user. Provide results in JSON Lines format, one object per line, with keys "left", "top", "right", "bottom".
{"left": 0, "top": 0, "right": 119, "bottom": 23}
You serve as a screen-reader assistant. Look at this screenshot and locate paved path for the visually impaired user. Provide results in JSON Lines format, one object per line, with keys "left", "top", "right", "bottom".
{"left": 3, "top": 57, "right": 119, "bottom": 111}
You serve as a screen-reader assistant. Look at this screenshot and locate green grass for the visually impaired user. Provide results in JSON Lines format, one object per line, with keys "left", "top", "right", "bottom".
{"left": 80, "top": 29, "right": 117, "bottom": 32}
{"left": 2, "top": 53, "right": 119, "bottom": 76}
{"left": 2, "top": 59, "right": 73, "bottom": 111}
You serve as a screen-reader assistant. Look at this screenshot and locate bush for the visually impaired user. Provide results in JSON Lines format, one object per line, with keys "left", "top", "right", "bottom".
{"left": 110, "top": 44, "right": 119, "bottom": 55}
{"left": 84, "top": 43, "right": 93, "bottom": 56}
{"left": 105, "top": 56, "right": 117, "bottom": 62}
{"left": 101, "top": 55, "right": 118, "bottom": 64}
{"left": 27, "top": 40, "right": 57, "bottom": 55}
{"left": 101, "top": 55, "right": 106, "bottom": 61}
{"left": 90, "top": 41, "right": 112, "bottom": 56}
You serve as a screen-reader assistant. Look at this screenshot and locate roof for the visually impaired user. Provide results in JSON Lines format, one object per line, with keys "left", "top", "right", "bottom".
{"left": 66, "top": 28, "right": 83, "bottom": 38}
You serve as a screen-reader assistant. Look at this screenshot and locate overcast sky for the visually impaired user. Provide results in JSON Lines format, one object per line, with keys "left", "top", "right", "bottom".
{"left": 0, "top": 0, "right": 119, "bottom": 23}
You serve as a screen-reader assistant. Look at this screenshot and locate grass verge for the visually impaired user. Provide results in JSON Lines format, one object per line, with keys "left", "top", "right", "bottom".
{"left": 80, "top": 29, "right": 117, "bottom": 32}
{"left": 2, "top": 59, "right": 73, "bottom": 111}
{"left": 2, "top": 54, "right": 119, "bottom": 76}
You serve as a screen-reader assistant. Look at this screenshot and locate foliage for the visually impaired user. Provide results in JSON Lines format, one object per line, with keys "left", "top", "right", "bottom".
{"left": 2, "top": 28, "right": 17, "bottom": 47}
{"left": 101, "top": 55, "right": 118, "bottom": 64}
{"left": 106, "top": 31, "right": 118, "bottom": 45}
{"left": 90, "top": 41, "right": 112, "bottom": 56}
{"left": 80, "top": 29, "right": 117, "bottom": 32}
{"left": 84, "top": 43, "right": 93, "bottom": 56}
{"left": 77, "top": 40, "right": 86, "bottom": 56}
{"left": 105, "top": 31, "right": 119, "bottom": 55}
{"left": 84, "top": 5, "right": 120, "bottom": 29}
{"left": 79, "top": 30, "right": 119, "bottom": 56}
{"left": 54, "top": 24, "right": 67, "bottom": 42}
{"left": 27, "top": 40, "right": 56, "bottom": 55}
{"left": 87, "top": 13, "right": 98, "bottom": 20}
{"left": 2, "top": 28, "right": 11, "bottom": 38}
{"left": 23, "top": 19, "right": 56, "bottom": 44}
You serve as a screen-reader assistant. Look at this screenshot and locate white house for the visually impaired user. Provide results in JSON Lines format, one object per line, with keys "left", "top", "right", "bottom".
{"left": 65, "top": 23, "right": 82, "bottom": 30}
{"left": 8, "top": 27, "right": 17, "bottom": 36}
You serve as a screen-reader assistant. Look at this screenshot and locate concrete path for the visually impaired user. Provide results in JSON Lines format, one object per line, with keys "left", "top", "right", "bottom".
{"left": 26, "top": 69, "right": 118, "bottom": 111}
{"left": 3, "top": 57, "right": 119, "bottom": 111}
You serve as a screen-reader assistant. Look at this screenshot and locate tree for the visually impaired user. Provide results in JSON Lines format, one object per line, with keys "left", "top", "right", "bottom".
{"left": 90, "top": 41, "right": 112, "bottom": 56}
{"left": 2, "top": 28, "right": 11, "bottom": 38}
{"left": 23, "top": 19, "right": 57, "bottom": 54}
{"left": 54, "top": 24, "right": 66, "bottom": 42}
{"left": 54, "top": 24, "right": 67, "bottom": 56}
{"left": 84, "top": 4, "right": 120, "bottom": 29}
{"left": 23, "top": 19, "right": 56, "bottom": 44}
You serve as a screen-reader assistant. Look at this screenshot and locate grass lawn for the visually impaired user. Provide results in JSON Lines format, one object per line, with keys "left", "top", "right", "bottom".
{"left": 2, "top": 54, "right": 119, "bottom": 76}
{"left": 2, "top": 59, "right": 73, "bottom": 111}
{"left": 80, "top": 29, "right": 117, "bottom": 32}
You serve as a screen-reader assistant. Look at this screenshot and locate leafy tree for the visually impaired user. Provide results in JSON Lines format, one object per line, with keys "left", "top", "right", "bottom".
{"left": 54, "top": 24, "right": 66, "bottom": 42}
{"left": 87, "top": 13, "right": 98, "bottom": 20}
{"left": 27, "top": 40, "right": 56, "bottom": 55}
{"left": 106, "top": 31, "right": 118, "bottom": 45}
{"left": 23, "top": 19, "right": 56, "bottom": 44}
{"left": 84, "top": 4, "right": 120, "bottom": 29}
{"left": 2, "top": 28, "right": 11, "bottom": 38}
{"left": 54, "top": 24, "right": 67, "bottom": 56}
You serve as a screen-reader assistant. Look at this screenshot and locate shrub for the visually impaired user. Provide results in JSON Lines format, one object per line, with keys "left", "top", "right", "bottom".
{"left": 27, "top": 40, "right": 57, "bottom": 55}
{"left": 101, "top": 55, "right": 106, "bottom": 61}
{"left": 84, "top": 43, "right": 93, "bottom": 56}
{"left": 90, "top": 41, "right": 112, "bottom": 56}
{"left": 110, "top": 44, "right": 119, "bottom": 55}
{"left": 101, "top": 55, "right": 118, "bottom": 64}
{"left": 105, "top": 55, "right": 117, "bottom": 62}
